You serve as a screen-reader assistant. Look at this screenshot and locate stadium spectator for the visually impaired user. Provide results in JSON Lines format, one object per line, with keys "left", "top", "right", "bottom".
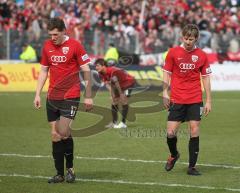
{"left": 33, "top": 18, "right": 93, "bottom": 183}
{"left": 19, "top": 43, "right": 37, "bottom": 62}
{"left": 95, "top": 58, "right": 136, "bottom": 129}
{"left": 0, "top": 0, "right": 239, "bottom": 59}
{"left": 104, "top": 43, "right": 119, "bottom": 66}
{"left": 162, "top": 24, "right": 212, "bottom": 175}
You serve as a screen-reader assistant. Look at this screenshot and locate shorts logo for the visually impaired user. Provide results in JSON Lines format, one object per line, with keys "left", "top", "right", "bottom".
{"left": 70, "top": 106, "right": 78, "bottom": 117}
{"left": 200, "top": 107, "right": 203, "bottom": 116}
{"left": 192, "top": 55, "right": 198, "bottom": 62}
{"left": 51, "top": 55, "right": 67, "bottom": 63}
{"left": 179, "top": 63, "right": 195, "bottom": 70}
{"left": 62, "top": 47, "right": 69, "bottom": 54}
{"left": 82, "top": 54, "right": 89, "bottom": 61}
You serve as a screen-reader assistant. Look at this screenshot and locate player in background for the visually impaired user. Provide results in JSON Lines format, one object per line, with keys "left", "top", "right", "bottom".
{"left": 162, "top": 24, "right": 212, "bottom": 175}
{"left": 95, "top": 58, "right": 135, "bottom": 129}
{"left": 34, "top": 18, "right": 93, "bottom": 183}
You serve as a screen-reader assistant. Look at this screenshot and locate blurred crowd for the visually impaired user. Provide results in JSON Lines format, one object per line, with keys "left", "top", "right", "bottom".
{"left": 0, "top": 0, "right": 240, "bottom": 60}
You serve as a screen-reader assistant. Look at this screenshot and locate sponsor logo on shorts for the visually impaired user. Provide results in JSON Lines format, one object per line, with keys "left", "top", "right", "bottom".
{"left": 200, "top": 107, "right": 203, "bottom": 116}
{"left": 70, "top": 106, "right": 78, "bottom": 117}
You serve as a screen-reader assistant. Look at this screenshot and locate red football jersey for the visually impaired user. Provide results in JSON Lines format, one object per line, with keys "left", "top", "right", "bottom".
{"left": 163, "top": 46, "right": 212, "bottom": 104}
{"left": 41, "top": 36, "right": 91, "bottom": 100}
{"left": 99, "top": 66, "right": 135, "bottom": 90}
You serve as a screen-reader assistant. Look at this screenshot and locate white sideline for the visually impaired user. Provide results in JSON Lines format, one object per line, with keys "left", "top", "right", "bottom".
{"left": 0, "top": 173, "right": 239, "bottom": 192}
{"left": 0, "top": 153, "right": 240, "bottom": 169}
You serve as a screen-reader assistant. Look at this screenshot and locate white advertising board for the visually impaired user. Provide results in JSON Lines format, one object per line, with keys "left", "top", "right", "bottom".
{"left": 211, "top": 63, "right": 240, "bottom": 90}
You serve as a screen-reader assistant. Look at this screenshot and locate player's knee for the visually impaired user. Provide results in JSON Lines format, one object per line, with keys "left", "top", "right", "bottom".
{"left": 167, "top": 129, "right": 177, "bottom": 138}
{"left": 121, "top": 97, "right": 128, "bottom": 105}
{"left": 57, "top": 129, "right": 70, "bottom": 138}
{"left": 112, "top": 98, "right": 119, "bottom": 104}
{"left": 51, "top": 131, "right": 61, "bottom": 142}
{"left": 190, "top": 127, "right": 199, "bottom": 137}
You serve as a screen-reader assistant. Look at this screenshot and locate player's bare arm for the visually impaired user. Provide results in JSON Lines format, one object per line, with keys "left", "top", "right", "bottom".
{"left": 81, "top": 64, "right": 93, "bottom": 111}
{"left": 163, "top": 70, "right": 171, "bottom": 109}
{"left": 202, "top": 76, "right": 212, "bottom": 116}
{"left": 34, "top": 66, "right": 49, "bottom": 109}
{"left": 105, "top": 82, "right": 111, "bottom": 92}
{"left": 111, "top": 76, "right": 125, "bottom": 101}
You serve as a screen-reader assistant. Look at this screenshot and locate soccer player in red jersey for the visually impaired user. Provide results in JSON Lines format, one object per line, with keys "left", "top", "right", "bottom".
{"left": 163, "top": 24, "right": 212, "bottom": 175}
{"left": 95, "top": 58, "right": 135, "bottom": 129}
{"left": 33, "top": 18, "right": 93, "bottom": 183}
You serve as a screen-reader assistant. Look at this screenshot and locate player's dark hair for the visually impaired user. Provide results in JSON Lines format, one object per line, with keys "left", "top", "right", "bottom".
{"left": 182, "top": 24, "right": 199, "bottom": 39}
{"left": 47, "top": 18, "right": 66, "bottom": 31}
{"left": 94, "top": 58, "right": 107, "bottom": 66}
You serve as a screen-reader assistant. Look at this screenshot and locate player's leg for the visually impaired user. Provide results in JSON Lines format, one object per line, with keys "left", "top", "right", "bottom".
{"left": 165, "top": 121, "right": 181, "bottom": 171}
{"left": 105, "top": 87, "right": 120, "bottom": 128}
{"left": 121, "top": 89, "right": 129, "bottom": 125}
{"left": 114, "top": 88, "right": 132, "bottom": 129}
{"left": 165, "top": 103, "right": 185, "bottom": 171}
{"left": 112, "top": 95, "right": 120, "bottom": 125}
{"left": 57, "top": 98, "right": 80, "bottom": 183}
{"left": 105, "top": 90, "right": 120, "bottom": 128}
{"left": 57, "top": 116, "right": 74, "bottom": 174}
{"left": 46, "top": 99, "right": 65, "bottom": 183}
{"left": 186, "top": 102, "right": 203, "bottom": 175}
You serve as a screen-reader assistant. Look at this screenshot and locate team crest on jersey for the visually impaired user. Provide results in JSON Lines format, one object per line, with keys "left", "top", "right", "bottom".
{"left": 192, "top": 55, "right": 198, "bottom": 62}
{"left": 62, "top": 47, "right": 69, "bottom": 54}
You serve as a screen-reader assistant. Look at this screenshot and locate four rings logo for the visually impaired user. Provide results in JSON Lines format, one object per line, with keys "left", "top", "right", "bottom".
{"left": 51, "top": 55, "right": 67, "bottom": 63}
{"left": 179, "top": 63, "right": 195, "bottom": 70}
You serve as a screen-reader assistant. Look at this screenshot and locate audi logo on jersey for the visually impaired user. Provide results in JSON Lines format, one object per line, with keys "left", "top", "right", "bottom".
{"left": 179, "top": 63, "right": 195, "bottom": 70}
{"left": 51, "top": 55, "right": 67, "bottom": 63}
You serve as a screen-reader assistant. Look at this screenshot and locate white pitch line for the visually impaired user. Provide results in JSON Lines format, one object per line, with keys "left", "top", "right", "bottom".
{"left": 0, "top": 173, "right": 239, "bottom": 192}
{"left": 1, "top": 153, "right": 240, "bottom": 169}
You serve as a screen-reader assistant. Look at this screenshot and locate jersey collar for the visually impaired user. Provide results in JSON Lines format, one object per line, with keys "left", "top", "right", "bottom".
{"left": 61, "top": 35, "right": 69, "bottom": 44}
{"left": 180, "top": 44, "right": 197, "bottom": 52}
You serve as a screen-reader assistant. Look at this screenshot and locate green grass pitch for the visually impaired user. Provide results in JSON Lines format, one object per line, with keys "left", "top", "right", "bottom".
{"left": 0, "top": 91, "right": 239, "bottom": 193}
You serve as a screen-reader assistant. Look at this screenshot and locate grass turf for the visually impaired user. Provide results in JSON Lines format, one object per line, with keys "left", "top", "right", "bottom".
{"left": 0, "top": 91, "right": 239, "bottom": 193}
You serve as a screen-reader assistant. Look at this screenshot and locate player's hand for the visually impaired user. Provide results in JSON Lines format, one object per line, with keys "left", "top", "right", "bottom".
{"left": 163, "top": 93, "right": 170, "bottom": 109}
{"left": 204, "top": 101, "right": 211, "bottom": 116}
{"left": 84, "top": 98, "right": 93, "bottom": 112}
{"left": 34, "top": 95, "right": 41, "bottom": 109}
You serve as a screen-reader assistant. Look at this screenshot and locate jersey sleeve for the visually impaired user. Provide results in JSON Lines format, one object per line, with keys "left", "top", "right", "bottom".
{"left": 163, "top": 48, "right": 174, "bottom": 73}
{"left": 40, "top": 43, "right": 49, "bottom": 66}
{"left": 76, "top": 42, "right": 91, "bottom": 66}
{"left": 111, "top": 68, "right": 122, "bottom": 83}
{"left": 200, "top": 54, "right": 212, "bottom": 76}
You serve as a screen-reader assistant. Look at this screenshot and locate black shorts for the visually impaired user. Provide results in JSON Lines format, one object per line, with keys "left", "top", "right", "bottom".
{"left": 168, "top": 102, "right": 203, "bottom": 122}
{"left": 46, "top": 98, "right": 80, "bottom": 122}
